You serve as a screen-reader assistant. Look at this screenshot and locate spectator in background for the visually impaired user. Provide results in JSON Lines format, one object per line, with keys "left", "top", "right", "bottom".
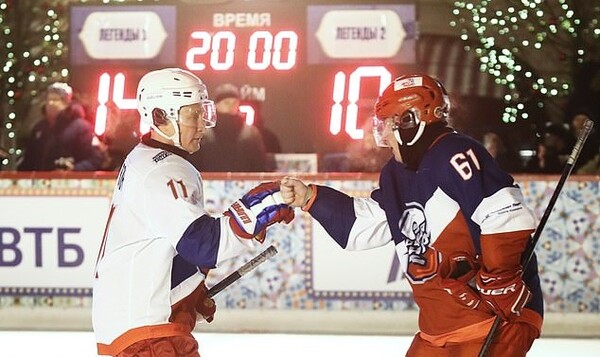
{"left": 346, "top": 117, "right": 391, "bottom": 172}
{"left": 96, "top": 102, "right": 141, "bottom": 171}
{"left": 567, "top": 108, "right": 599, "bottom": 174}
{"left": 257, "top": 123, "right": 281, "bottom": 154}
{"left": 525, "top": 142, "right": 562, "bottom": 174}
{"left": 542, "top": 122, "right": 573, "bottom": 166}
{"left": 482, "top": 131, "right": 523, "bottom": 173}
{"left": 247, "top": 99, "right": 282, "bottom": 171}
{"left": 577, "top": 147, "right": 600, "bottom": 174}
{"left": 249, "top": 99, "right": 282, "bottom": 154}
{"left": 525, "top": 122, "right": 573, "bottom": 174}
{"left": 18, "top": 82, "right": 103, "bottom": 171}
{"left": 189, "top": 83, "right": 267, "bottom": 172}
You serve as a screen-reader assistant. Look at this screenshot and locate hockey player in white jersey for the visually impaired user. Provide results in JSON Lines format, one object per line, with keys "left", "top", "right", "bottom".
{"left": 92, "top": 68, "right": 294, "bottom": 357}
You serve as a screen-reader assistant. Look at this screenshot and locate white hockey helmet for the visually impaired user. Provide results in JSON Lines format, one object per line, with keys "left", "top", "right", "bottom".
{"left": 136, "top": 68, "right": 217, "bottom": 148}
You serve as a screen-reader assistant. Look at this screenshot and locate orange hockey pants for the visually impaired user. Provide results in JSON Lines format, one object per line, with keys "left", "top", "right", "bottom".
{"left": 406, "top": 322, "right": 538, "bottom": 357}
{"left": 116, "top": 335, "right": 200, "bottom": 357}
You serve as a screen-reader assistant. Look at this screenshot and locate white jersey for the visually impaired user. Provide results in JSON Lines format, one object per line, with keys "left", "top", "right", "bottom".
{"left": 92, "top": 136, "right": 259, "bottom": 355}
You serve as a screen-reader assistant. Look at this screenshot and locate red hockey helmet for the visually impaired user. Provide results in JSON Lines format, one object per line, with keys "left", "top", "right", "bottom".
{"left": 373, "top": 74, "right": 450, "bottom": 146}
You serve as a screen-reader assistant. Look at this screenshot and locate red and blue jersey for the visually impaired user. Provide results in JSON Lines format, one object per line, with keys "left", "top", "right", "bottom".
{"left": 307, "top": 132, "right": 543, "bottom": 342}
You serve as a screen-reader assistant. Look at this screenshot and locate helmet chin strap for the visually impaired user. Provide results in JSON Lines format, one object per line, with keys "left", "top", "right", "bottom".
{"left": 153, "top": 116, "right": 184, "bottom": 150}
{"left": 394, "top": 121, "right": 426, "bottom": 146}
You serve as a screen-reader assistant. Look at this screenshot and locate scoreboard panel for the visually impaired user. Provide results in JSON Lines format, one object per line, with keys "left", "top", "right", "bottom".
{"left": 69, "top": 1, "right": 417, "bottom": 154}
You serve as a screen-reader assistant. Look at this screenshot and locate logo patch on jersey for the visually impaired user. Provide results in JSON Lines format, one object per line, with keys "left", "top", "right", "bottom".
{"left": 230, "top": 201, "right": 252, "bottom": 224}
{"left": 399, "top": 202, "right": 440, "bottom": 284}
{"left": 152, "top": 151, "right": 172, "bottom": 163}
{"left": 394, "top": 76, "right": 423, "bottom": 90}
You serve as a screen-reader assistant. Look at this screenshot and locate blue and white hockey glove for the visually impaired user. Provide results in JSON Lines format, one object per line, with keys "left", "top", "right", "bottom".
{"left": 225, "top": 181, "right": 294, "bottom": 242}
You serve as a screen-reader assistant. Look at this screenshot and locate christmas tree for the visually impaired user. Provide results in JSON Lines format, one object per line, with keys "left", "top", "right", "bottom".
{"left": 451, "top": 0, "right": 600, "bottom": 127}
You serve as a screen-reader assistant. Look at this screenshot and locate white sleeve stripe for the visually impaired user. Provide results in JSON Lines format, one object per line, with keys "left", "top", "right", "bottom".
{"left": 346, "top": 198, "right": 392, "bottom": 251}
{"left": 471, "top": 187, "right": 536, "bottom": 235}
{"left": 217, "top": 218, "right": 260, "bottom": 263}
{"left": 425, "top": 188, "right": 460, "bottom": 244}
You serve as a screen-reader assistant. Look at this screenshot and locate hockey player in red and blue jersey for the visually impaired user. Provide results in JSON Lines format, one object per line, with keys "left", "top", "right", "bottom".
{"left": 92, "top": 68, "right": 294, "bottom": 356}
{"left": 281, "top": 74, "right": 543, "bottom": 356}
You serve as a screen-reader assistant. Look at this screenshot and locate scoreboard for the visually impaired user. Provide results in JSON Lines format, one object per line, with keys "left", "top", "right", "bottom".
{"left": 69, "top": 1, "right": 417, "bottom": 154}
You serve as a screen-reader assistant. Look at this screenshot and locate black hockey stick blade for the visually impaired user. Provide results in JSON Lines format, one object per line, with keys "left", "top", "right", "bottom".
{"left": 207, "top": 245, "right": 278, "bottom": 298}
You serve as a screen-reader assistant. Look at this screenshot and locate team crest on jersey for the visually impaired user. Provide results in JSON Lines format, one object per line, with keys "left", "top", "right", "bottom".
{"left": 398, "top": 202, "right": 440, "bottom": 284}
{"left": 152, "top": 150, "right": 172, "bottom": 163}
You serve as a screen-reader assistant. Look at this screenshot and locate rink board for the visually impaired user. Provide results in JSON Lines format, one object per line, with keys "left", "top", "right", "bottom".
{"left": 0, "top": 172, "right": 598, "bottom": 337}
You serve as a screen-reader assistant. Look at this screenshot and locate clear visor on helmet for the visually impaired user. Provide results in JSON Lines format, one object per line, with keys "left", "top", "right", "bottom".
{"left": 372, "top": 109, "right": 421, "bottom": 147}
{"left": 201, "top": 99, "right": 217, "bottom": 128}
{"left": 372, "top": 116, "right": 391, "bottom": 148}
{"left": 178, "top": 99, "right": 217, "bottom": 128}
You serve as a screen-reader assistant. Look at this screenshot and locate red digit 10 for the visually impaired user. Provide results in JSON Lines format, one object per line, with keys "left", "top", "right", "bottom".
{"left": 186, "top": 30, "right": 298, "bottom": 71}
{"left": 329, "top": 66, "right": 392, "bottom": 139}
{"left": 95, "top": 72, "right": 144, "bottom": 136}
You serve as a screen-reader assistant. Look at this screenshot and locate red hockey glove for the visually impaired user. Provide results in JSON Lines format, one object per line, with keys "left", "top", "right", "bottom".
{"left": 225, "top": 181, "right": 294, "bottom": 242}
{"left": 441, "top": 253, "right": 482, "bottom": 310}
{"left": 475, "top": 268, "right": 532, "bottom": 322}
{"left": 196, "top": 283, "right": 216, "bottom": 323}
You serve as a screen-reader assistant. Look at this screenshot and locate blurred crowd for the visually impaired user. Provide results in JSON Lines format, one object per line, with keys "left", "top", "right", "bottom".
{"left": 14, "top": 81, "right": 600, "bottom": 175}
{"left": 480, "top": 108, "right": 599, "bottom": 175}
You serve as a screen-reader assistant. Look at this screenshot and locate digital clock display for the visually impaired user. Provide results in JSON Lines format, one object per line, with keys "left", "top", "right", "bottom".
{"left": 69, "top": 1, "right": 417, "bottom": 154}
{"left": 185, "top": 30, "right": 298, "bottom": 71}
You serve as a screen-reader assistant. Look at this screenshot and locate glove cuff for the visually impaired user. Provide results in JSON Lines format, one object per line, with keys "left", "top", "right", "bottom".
{"left": 301, "top": 184, "right": 318, "bottom": 212}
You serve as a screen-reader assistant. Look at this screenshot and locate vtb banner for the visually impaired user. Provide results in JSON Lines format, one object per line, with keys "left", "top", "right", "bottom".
{"left": 0, "top": 177, "right": 411, "bottom": 300}
{"left": 0, "top": 193, "right": 110, "bottom": 297}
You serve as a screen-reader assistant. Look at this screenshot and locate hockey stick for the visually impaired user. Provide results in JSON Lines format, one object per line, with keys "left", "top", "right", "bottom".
{"left": 478, "top": 119, "right": 594, "bottom": 357}
{"left": 207, "top": 245, "right": 278, "bottom": 298}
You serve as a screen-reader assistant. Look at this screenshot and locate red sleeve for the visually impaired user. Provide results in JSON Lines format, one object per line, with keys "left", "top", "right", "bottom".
{"left": 480, "top": 229, "right": 533, "bottom": 274}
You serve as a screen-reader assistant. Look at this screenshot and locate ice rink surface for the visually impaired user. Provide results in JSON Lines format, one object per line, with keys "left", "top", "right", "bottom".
{"left": 0, "top": 331, "right": 599, "bottom": 357}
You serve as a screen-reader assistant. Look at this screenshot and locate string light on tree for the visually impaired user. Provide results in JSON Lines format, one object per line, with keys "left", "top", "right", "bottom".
{"left": 0, "top": 0, "right": 163, "bottom": 170}
{"left": 0, "top": 0, "right": 71, "bottom": 170}
{"left": 1, "top": 0, "right": 17, "bottom": 168}
{"left": 451, "top": 0, "right": 600, "bottom": 124}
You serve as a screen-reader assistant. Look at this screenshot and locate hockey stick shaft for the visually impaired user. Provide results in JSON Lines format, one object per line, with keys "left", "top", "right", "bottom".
{"left": 478, "top": 119, "right": 594, "bottom": 357}
{"left": 207, "top": 245, "right": 278, "bottom": 298}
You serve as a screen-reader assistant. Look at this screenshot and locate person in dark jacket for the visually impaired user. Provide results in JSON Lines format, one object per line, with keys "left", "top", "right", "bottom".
{"left": 567, "top": 108, "right": 600, "bottom": 174}
{"left": 188, "top": 83, "right": 267, "bottom": 172}
{"left": 18, "top": 82, "right": 103, "bottom": 171}
{"left": 481, "top": 132, "right": 524, "bottom": 173}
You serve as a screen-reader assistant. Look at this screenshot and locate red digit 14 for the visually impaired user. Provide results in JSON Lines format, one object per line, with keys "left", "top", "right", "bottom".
{"left": 95, "top": 73, "right": 259, "bottom": 139}
{"left": 329, "top": 66, "right": 392, "bottom": 139}
{"left": 95, "top": 73, "right": 143, "bottom": 136}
